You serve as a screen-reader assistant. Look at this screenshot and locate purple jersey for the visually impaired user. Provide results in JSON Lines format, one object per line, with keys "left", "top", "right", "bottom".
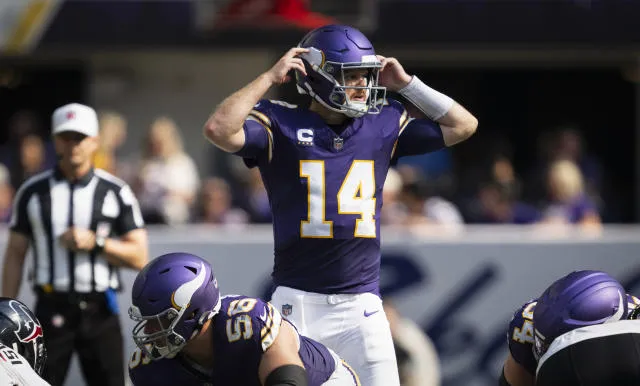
{"left": 129, "top": 295, "right": 335, "bottom": 386}
{"left": 235, "top": 99, "right": 445, "bottom": 294}
{"left": 507, "top": 294, "right": 640, "bottom": 375}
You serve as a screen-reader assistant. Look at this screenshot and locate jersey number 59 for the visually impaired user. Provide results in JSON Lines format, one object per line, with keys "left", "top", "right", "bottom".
{"left": 226, "top": 299, "right": 257, "bottom": 343}
{"left": 300, "top": 160, "right": 376, "bottom": 238}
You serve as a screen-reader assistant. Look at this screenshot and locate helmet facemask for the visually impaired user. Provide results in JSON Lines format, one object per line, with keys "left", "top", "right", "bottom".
{"left": 130, "top": 306, "right": 187, "bottom": 360}
{"left": 129, "top": 296, "right": 220, "bottom": 361}
{"left": 327, "top": 62, "right": 385, "bottom": 118}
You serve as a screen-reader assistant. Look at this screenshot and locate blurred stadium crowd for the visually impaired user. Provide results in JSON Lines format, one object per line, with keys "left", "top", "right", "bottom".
{"left": 0, "top": 108, "right": 603, "bottom": 230}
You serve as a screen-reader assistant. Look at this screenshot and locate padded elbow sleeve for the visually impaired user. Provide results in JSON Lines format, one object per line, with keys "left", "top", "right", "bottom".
{"left": 265, "top": 364, "right": 308, "bottom": 386}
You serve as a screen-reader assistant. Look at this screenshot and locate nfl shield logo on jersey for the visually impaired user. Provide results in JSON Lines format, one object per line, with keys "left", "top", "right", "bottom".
{"left": 282, "top": 304, "right": 293, "bottom": 317}
{"left": 333, "top": 137, "right": 344, "bottom": 150}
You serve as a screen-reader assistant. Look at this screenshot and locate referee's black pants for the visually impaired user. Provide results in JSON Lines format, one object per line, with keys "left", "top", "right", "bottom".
{"left": 35, "top": 289, "right": 124, "bottom": 386}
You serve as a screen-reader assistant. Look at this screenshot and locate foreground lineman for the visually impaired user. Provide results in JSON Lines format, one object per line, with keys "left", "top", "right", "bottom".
{"left": 128, "top": 252, "right": 360, "bottom": 386}
{"left": 503, "top": 270, "right": 640, "bottom": 386}
{"left": 204, "top": 24, "right": 477, "bottom": 385}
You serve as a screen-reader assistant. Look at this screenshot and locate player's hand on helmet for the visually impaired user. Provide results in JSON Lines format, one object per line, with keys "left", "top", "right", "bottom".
{"left": 266, "top": 47, "right": 309, "bottom": 85}
{"left": 377, "top": 55, "right": 413, "bottom": 92}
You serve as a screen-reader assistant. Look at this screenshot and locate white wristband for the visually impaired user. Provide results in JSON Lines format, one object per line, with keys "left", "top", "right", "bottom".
{"left": 398, "top": 75, "right": 455, "bottom": 121}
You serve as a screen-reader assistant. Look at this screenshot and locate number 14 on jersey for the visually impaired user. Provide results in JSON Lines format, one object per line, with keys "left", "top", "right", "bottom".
{"left": 300, "top": 160, "right": 376, "bottom": 239}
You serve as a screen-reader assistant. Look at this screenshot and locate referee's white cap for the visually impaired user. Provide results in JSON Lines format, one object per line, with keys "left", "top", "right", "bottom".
{"left": 52, "top": 103, "right": 99, "bottom": 137}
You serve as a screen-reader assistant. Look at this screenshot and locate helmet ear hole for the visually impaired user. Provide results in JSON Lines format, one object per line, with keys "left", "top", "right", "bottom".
{"left": 187, "top": 309, "right": 198, "bottom": 320}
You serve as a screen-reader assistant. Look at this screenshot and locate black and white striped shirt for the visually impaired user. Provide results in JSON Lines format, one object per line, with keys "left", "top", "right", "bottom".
{"left": 9, "top": 168, "right": 144, "bottom": 293}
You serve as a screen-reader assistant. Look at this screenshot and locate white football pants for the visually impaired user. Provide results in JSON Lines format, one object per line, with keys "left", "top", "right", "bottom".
{"left": 271, "top": 286, "right": 400, "bottom": 386}
{"left": 323, "top": 348, "right": 361, "bottom": 385}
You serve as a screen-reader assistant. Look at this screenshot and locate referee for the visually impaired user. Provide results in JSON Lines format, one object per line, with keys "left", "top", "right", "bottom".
{"left": 1, "top": 103, "right": 149, "bottom": 386}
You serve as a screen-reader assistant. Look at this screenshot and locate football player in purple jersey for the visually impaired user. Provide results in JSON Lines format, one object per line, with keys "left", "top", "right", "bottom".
{"left": 502, "top": 270, "right": 640, "bottom": 386}
{"left": 128, "top": 252, "right": 360, "bottom": 386}
{"left": 203, "top": 24, "right": 477, "bottom": 385}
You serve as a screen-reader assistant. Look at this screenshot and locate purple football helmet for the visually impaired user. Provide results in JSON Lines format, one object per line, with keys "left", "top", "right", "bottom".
{"left": 295, "top": 24, "right": 386, "bottom": 118}
{"left": 129, "top": 252, "right": 221, "bottom": 360}
{"left": 533, "top": 270, "right": 626, "bottom": 359}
